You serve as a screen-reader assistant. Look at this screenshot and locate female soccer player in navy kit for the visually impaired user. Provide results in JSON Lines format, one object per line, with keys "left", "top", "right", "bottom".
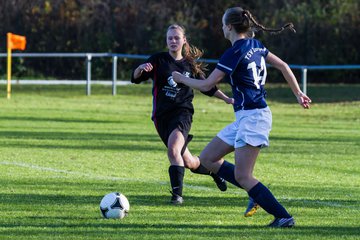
{"left": 132, "top": 24, "right": 234, "bottom": 205}
{"left": 172, "top": 7, "right": 311, "bottom": 227}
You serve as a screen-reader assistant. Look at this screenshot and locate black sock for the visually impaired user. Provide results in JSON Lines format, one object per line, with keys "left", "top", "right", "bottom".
{"left": 168, "top": 165, "right": 185, "bottom": 196}
{"left": 217, "top": 160, "right": 242, "bottom": 188}
{"left": 190, "top": 163, "right": 210, "bottom": 175}
{"left": 248, "top": 182, "right": 291, "bottom": 218}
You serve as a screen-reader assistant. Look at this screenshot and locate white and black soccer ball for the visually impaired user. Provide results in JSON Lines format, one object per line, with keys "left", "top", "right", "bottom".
{"left": 99, "top": 192, "right": 130, "bottom": 219}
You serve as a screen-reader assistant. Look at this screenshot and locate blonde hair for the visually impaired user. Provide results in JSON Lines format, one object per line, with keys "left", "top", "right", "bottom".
{"left": 167, "top": 24, "right": 207, "bottom": 78}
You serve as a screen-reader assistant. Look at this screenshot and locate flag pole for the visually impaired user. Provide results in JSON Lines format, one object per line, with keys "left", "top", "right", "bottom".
{"left": 7, "top": 33, "right": 12, "bottom": 99}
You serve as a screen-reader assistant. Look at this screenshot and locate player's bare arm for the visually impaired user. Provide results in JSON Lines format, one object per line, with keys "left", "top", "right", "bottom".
{"left": 133, "top": 63, "right": 153, "bottom": 79}
{"left": 172, "top": 69, "right": 225, "bottom": 92}
{"left": 214, "top": 90, "right": 235, "bottom": 104}
{"left": 266, "top": 52, "right": 312, "bottom": 109}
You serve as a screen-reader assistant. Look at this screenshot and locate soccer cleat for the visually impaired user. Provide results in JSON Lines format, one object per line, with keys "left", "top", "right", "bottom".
{"left": 244, "top": 197, "right": 260, "bottom": 217}
{"left": 210, "top": 172, "right": 227, "bottom": 191}
{"left": 170, "top": 191, "right": 183, "bottom": 205}
{"left": 268, "top": 217, "right": 295, "bottom": 228}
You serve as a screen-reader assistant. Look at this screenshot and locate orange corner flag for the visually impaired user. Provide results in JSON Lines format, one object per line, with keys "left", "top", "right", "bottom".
{"left": 7, "top": 33, "right": 26, "bottom": 50}
{"left": 6, "top": 32, "right": 26, "bottom": 99}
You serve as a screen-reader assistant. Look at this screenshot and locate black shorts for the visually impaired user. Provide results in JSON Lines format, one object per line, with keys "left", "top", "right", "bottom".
{"left": 153, "top": 109, "right": 193, "bottom": 154}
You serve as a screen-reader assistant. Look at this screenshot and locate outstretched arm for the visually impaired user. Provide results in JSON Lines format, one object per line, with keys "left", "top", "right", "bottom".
{"left": 172, "top": 69, "right": 226, "bottom": 92}
{"left": 266, "top": 52, "right": 312, "bottom": 109}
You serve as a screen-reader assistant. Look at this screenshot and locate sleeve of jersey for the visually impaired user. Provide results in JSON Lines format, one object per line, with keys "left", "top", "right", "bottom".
{"left": 131, "top": 56, "right": 154, "bottom": 84}
{"left": 262, "top": 42, "right": 269, "bottom": 58}
{"left": 215, "top": 50, "right": 233, "bottom": 75}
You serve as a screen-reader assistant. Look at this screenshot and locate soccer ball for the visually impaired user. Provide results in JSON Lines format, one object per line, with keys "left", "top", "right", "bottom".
{"left": 99, "top": 192, "right": 130, "bottom": 219}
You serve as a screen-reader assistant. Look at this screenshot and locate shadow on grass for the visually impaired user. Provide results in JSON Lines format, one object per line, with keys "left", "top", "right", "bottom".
{"left": 1, "top": 179, "right": 359, "bottom": 208}
{"left": 0, "top": 192, "right": 247, "bottom": 208}
{"left": 3, "top": 129, "right": 357, "bottom": 144}
{"left": 0, "top": 130, "right": 164, "bottom": 152}
{"left": 1, "top": 222, "right": 359, "bottom": 238}
{"left": 1, "top": 191, "right": 358, "bottom": 208}
{"left": 1, "top": 213, "right": 359, "bottom": 239}
{"left": 1, "top": 178, "right": 359, "bottom": 238}
{"left": 2, "top": 142, "right": 165, "bottom": 152}
{"left": 0, "top": 116, "right": 129, "bottom": 124}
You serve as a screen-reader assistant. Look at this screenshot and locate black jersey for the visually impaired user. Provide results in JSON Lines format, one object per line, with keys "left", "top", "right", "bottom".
{"left": 131, "top": 52, "right": 197, "bottom": 120}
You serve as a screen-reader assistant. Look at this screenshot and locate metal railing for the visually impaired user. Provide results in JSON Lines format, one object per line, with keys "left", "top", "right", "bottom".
{"left": 1, "top": 52, "right": 359, "bottom": 95}
{"left": 285, "top": 64, "right": 360, "bottom": 95}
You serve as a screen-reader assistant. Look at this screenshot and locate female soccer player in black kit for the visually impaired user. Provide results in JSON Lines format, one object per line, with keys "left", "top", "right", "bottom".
{"left": 131, "top": 24, "right": 234, "bottom": 205}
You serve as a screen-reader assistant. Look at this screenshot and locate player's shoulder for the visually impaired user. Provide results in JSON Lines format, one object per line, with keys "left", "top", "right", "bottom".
{"left": 235, "top": 38, "right": 265, "bottom": 49}
{"left": 251, "top": 38, "right": 266, "bottom": 48}
{"left": 146, "top": 52, "right": 171, "bottom": 65}
{"left": 235, "top": 38, "right": 268, "bottom": 57}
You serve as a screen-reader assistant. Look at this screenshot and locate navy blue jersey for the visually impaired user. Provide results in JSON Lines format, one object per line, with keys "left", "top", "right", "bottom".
{"left": 131, "top": 52, "right": 196, "bottom": 120}
{"left": 216, "top": 38, "right": 269, "bottom": 111}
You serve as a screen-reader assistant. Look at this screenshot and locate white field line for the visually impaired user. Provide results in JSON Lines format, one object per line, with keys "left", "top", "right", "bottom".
{"left": 1, "top": 160, "right": 164, "bottom": 183}
{"left": 0, "top": 161, "right": 214, "bottom": 192}
{"left": 1, "top": 161, "right": 358, "bottom": 209}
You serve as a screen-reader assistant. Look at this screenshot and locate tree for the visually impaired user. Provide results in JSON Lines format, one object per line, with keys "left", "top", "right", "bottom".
{"left": 0, "top": 0, "right": 358, "bottom": 82}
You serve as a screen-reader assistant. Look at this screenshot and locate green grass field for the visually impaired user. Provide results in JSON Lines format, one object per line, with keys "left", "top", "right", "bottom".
{"left": 0, "top": 84, "right": 359, "bottom": 239}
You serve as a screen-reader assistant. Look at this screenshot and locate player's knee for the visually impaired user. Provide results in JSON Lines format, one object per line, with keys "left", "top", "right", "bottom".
{"left": 198, "top": 157, "right": 216, "bottom": 173}
{"left": 199, "top": 152, "right": 215, "bottom": 164}
{"left": 234, "top": 172, "right": 251, "bottom": 187}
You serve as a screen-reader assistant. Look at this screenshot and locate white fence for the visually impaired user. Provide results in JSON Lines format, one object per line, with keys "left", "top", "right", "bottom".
{"left": 1, "top": 53, "right": 359, "bottom": 95}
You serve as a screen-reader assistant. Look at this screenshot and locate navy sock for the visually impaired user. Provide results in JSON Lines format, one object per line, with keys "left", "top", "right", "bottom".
{"left": 248, "top": 182, "right": 291, "bottom": 218}
{"left": 217, "top": 160, "right": 242, "bottom": 188}
{"left": 168, "top": 165, "right": 185, "bottom": 196}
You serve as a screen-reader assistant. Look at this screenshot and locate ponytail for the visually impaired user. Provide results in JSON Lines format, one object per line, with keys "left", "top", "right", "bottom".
{"left": 224, "top": 7, "right": 296, "bottom": 35}
{"left": 244, "top": 10, "right": 296, "bottom": 34}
